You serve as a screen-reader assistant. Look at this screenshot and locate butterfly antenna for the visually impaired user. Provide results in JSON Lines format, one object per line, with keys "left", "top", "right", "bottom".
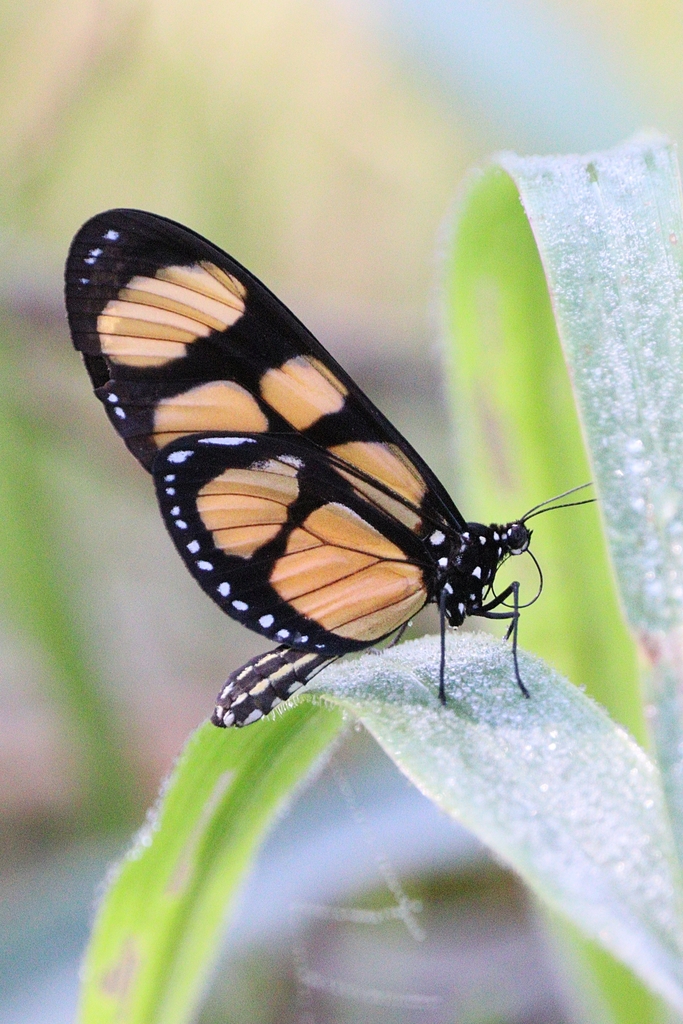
{"left": 525, "top": 548, "right": 544, "bottom": 606}
{"left": 522, "top": 483, "right": 596, "bottom": 523}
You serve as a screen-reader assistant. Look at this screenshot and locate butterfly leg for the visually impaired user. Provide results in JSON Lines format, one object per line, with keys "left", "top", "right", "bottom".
{"left": 477, "top": 582, "right": 529, "bottom": 698}
{"left": 439, "top": 586, "right": 448, "bottom": 704}
{"left": 367, "top": 619, "right": 411, "bottom": 657}
{"left": 387, "top": 620, "right": 411, "bottom": 648}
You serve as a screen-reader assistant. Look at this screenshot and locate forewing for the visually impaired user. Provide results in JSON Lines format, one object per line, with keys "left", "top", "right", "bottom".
{"left": 65, "top": 209, "right": 464, "bottom": 528}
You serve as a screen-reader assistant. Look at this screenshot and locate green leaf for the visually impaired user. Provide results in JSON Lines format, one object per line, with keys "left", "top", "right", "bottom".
{"left": 443, "top": 159, "right": 643, "bottom": 744}
{"left": 77, "top": 702, "right": 343, "bottom": 1024}
{"left": 308, "top": 634, "right": 683, "bottom": 1013}
{"left": 494, "top": 137, "right": 683, "bottom": 870}
{"left": 442, "top": 134, "right": 683, "bottom": 1022}
{"left": 498, "top": 137, "right": 683, "bottom": 635}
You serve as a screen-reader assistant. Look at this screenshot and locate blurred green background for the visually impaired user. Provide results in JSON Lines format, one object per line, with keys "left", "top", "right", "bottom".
{"left": 2, "top": 2, "right": 683, "bottom": 1021}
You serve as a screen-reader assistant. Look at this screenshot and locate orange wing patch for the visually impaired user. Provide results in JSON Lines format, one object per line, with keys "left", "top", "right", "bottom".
{"left": 97, "top": 262, "right": 246, "bottom": 368}
{"left": 153, "top": 381, "right": 268, "bottom": 448}
{"left": 328, "top": 570, "right": 425, "bottom": 641}
{"left": 197, "top": 459, "right": 298, "bottom": 559}
{"left": 329, "top": 442, "right": 425, "bottom": 531}
{"left": 260, "top": 356, "right": 347, "bottom": 429}
{"left": 299, "top": 502, "right": 405, "bottom": 561}
{"left": 270, "top": 502, "right": 425, "bottom": 641}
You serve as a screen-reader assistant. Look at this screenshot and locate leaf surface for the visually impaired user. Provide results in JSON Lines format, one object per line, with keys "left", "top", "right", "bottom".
{"left": 78, "top": 702, "right": 344, "bottom": 1024}
{"left": 310, "top": 634, "right": 683, "bottom": 1012}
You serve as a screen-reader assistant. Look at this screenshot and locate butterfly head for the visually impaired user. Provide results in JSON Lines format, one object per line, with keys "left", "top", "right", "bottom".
{"left": 499, "top": 521, "right": 532, "bottom": 557}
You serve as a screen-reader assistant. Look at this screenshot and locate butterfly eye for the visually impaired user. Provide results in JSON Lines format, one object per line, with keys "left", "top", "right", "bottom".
{"left": 506, "top": 523, "right": 531, "bottom": 555}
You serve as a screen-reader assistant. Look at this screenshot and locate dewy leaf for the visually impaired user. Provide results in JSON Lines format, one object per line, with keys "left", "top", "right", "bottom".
{"left": 309, "top": 634, "right": 683, "bottom": 1012}
{"left": 78, "top": 702, "right": 343, "bottom": 1024}
{"left": 495, "top": 136, "right": 683, "bottom": 871}
{"left": 498, "top": 137, "right": 683, "bottom": 634}
{"left": 443, "top": 155, "right": 643, "bottom": 743}
{"left": 445, "top": 136, "right": 683, "bottom": 1019}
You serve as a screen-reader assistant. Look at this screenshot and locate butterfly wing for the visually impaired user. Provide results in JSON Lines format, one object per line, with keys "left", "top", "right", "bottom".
{"left": 154, "top": 432, "right": 434, "bottom": 656}
{"left": 65, "top": 209, "right": 465, "bottom": 530}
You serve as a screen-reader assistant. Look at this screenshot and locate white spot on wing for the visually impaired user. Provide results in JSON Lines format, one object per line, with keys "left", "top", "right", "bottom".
{"left": 259, "top": 614, "right": 274, "bottom": 628}
{"left": 114, "top": 407, "right": 126, "bottom": 419}
{"left": 175, "top": 519, "right": 187, "bottom": 529}
{"left": 429, "top": 530, "right": 445, "bottom": 546}
{"left": 103, "top": 229, "right": 119, "bottom": 240}
{"left": 167, "top": 450, "right": 194, "bottom": 464}
{"left": 218, "top": 582, "right": 231, "bottom": 597}
{"left": 197, "top": 560, "right": 213, "bottom": 571}
{"left": 166, "top": 488, "right": 176, "bottom": 496}
{"left": 107, "top": 394, "right": 119, "bottom": 403}
{"left": 472, "top": 566, "right": 482, "bottom": 579}
{"left": 187, "top": 540, "right": 200, "bottom": 554}
{"left": 438, "top": 557, "right": 448, "bottom": 568}
{"left": 276, "top": 629, "right": 290, "bottom": 640}
{"left": 198, "top": 436, "right": 257, "bottom": 447}
{"left": 165, "top": 474, "right": 176, "bottom": 482}
{"left": 170, "top": 506, "right": 180, "bottom": 516}
{"left": 232, "top": 600, "right": 248, "bottom": 611}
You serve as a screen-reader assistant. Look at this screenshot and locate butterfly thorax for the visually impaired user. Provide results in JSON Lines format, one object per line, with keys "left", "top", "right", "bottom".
{"left": 440, "top": 520, "right": 531, "bottom": 626}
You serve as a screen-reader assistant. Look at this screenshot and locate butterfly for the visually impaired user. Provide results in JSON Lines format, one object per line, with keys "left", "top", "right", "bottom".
{"left": 65, "top": 209, "right": 589, "bottom": 728}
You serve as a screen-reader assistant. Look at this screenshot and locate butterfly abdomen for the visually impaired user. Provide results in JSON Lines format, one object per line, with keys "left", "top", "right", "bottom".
{"left": 212, "top": 646, "right": 333, "bottom": 727}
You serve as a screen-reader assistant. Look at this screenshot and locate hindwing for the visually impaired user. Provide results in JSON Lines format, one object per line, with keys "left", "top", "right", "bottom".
{"left": 154, "top": 433, "right": 435, "bottom": 654}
